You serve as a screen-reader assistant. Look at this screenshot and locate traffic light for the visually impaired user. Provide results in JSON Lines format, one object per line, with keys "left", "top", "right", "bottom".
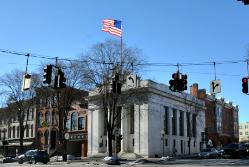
{"left": 57, "top": 69, "right": 66, "bottom": 88}
{"left": 238, "top": 0, "right": 249, "bottom": 5}
{"left": 242, "top": 77, "right": 248, "bottom": 94}
{"left": 169, "top": 73, "right": 179, "bottom": 92}
{"left": 169, "top": 72, "right": 188, "bottom": 92}
{"left": 118, "top": 134, "right": 123, "bottom": 141}
{"left": 43, "top": 65, "right": 52, "bottom": 84}
{"left": 180, "top": 74, "right": 188, "bottom": 91}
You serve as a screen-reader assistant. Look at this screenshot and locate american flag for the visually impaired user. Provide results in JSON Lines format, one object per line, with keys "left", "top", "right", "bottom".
{"left": 102, "top": 19, "right": 122, "bottom": 37}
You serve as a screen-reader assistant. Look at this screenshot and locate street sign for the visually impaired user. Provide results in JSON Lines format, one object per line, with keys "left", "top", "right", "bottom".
{"left": 210, "top": 80, "right": 221, "bottom": 95}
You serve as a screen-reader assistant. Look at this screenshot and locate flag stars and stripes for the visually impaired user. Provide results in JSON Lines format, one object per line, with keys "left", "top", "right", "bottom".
{"left": 102, "top": 19, "right": 122, "bottom": 37}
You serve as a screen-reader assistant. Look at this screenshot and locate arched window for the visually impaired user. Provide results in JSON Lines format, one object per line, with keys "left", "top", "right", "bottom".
{"left": 71, "top": 112, "right": 77, "bottom": 130}
{"left": 37, "top": 112, "right": 42, "bottom": 128}
{"left": 45, "top": 112, "right": 50, "bottom": 125}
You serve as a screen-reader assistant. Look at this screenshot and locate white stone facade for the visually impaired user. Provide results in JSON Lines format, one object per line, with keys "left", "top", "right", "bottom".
{"left": 88, "top": 80, "right": 206, "bottom": 158}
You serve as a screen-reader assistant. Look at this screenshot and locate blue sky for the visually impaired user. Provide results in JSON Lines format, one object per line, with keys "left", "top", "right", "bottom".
{"left": 0, "top": 0, "right": 249, "bottom": 122}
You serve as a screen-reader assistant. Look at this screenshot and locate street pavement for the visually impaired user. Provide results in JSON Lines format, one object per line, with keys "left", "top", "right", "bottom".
{"left": 1, "top": 158, "right": 249, "bottom": 167}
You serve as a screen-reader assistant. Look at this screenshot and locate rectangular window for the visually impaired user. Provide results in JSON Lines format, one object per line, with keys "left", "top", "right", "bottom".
{"left": 181, "top": 140, "right": 183, "bottom": 153}
{"left": 8, "top": 127, "right": 11, "bottom": 138}
{"left": 78, "top": 117, "right": 86, "bottom": 130}
{"left": 13, "top": 127, "right": 15, "bottom": 138}
{"left": 245, "top": 125, "right": 248, "bottom": 129}
{"left": 187, "top": 112, "right": 190, "bottom": 137}
{"left": 246, "top": 132, "right": 249, "bottom": 135}
{"left": 192, "top": 114, "right": 197, "bottom": 138}
{"left": 172, "top": 109, "right": 177, "bottom": 136}
{"left": 164, "top": 107, "right": 169, "bottom": 135}
{"left": 130, "top": 105, "right": 134, "bottom": 134}
{"left": 179, "top": 111, "right": 184, "bottom": 136}
{"left": 165, "top": 139, "right": 168, "bottom": 146}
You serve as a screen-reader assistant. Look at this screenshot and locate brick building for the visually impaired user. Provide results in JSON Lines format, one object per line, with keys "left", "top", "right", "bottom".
{"left": 36, "top": 88, "right": 88, "bottom": 158}
{"left": 190, "top": 83, "right": 239, "bottom": 147}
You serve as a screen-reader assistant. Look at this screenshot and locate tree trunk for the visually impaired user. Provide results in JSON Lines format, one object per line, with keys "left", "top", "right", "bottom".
{"left": 108, "top": 133, "right": 113, "bottom": 156}
{"left": 188, "top": 138, "right": 191, "bottom": 155}
{"left": 19, "top": 125, "right": 24, "bottom": 153}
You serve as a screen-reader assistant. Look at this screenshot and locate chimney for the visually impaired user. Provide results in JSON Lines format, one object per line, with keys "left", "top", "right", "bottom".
{"left": 190, "top": 83, "right": 198, "bottom": 97}
{"left": 198, "top": 89, "right": 207, "bottom": 99}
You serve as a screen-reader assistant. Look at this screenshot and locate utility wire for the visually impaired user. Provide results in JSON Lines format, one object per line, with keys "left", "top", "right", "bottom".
{"left": 0, "top": 48, "right": 246, "bottom": 67}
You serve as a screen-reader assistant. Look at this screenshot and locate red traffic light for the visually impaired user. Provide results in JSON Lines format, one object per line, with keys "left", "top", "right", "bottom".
{"left": 172, "top": 73, "right": 178, "bottom": 80}
{"left": 242, "top": 77, "right": 248, "bottom": 83}
{"left": 242, "top": 77, "right": 248, "bottom": 94}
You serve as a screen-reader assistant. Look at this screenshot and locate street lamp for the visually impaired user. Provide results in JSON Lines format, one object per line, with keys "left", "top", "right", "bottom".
{"left": 160, "top": 129, "right": 165, "bottom": 157}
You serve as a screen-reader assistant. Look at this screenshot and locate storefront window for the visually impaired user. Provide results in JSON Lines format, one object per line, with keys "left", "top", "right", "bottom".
{"left": 71, "top": 112, "right": 77, "bottom": 130}
{"left": 78, "top": 117, "right": 85, "bottom": 130}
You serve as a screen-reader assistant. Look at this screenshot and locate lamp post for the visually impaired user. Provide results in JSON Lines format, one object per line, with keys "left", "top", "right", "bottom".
{"left": 160, "top": 129, "right": 165, "bottom": 157}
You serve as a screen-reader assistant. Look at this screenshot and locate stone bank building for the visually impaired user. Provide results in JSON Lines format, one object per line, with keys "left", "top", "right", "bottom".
{"left": 88, "top": 80, "right": 206, "bottom": 158}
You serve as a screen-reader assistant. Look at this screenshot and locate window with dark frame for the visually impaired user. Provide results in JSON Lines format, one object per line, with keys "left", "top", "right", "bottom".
{"left": 172, "top": 109, "right": 177, "bottom": 136}
{"left": 192, "top": 114, "right": 197, "bottom": 138}
{"left": 164, "top": 106, "right": 169, "bottom": 135}
{"left": 187, "top": 112, "right": 190, "bottom": 137}
{"left": 71, "top": 112, "right": 77, "bottom": 130}
{"left": 179, "top": 111, "right": 184, "bottom": 136}
{"left": 13, "top": 126, "right": 15, "bottom": 138}
{"left": 130, "top": 105, "right": 134, "bottom": 134}
{"left": 78, "top": 117, "right": 86, "bottom": 130}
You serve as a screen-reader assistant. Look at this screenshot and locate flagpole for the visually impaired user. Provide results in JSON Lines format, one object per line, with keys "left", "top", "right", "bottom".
{"left": 120, "top": 35, "right": 123, "bottom": 73}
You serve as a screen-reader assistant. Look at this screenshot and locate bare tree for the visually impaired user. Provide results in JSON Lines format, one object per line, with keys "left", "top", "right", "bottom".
{"left": 36, "top": 61, "right": 88, "bottom": 157}
{"left": 80, "top": 39, "right": 144, "bottom": 156}
{"left": 0, "top": 69, "right": 41, "bottom": 153}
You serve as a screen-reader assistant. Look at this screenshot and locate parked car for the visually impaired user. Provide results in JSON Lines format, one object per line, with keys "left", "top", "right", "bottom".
{"left": 242, "top": 143, "right": 249, "bottom": 156}
{"left": 17, "top": 149, "right": 49, "bottom": 164}
{"left": 216, "top": 148, "right": 224, "bottom": 157}
{"left": 198, "top": 148, "right": 219, "bottom": 159}
{"left": 222, "top": 143, "right": 248, "bottom": 158}
{"left": 3, "top": 155, "right": 17, "bottom": 163}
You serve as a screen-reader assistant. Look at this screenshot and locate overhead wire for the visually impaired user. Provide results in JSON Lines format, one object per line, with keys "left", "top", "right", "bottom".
{"left": 0, "top": 48, "right": 247, "bottom": 68}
